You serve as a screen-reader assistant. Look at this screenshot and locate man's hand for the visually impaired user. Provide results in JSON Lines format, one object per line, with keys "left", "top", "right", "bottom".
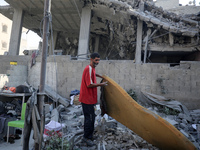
{"left": 101, "top": 81, "right": 108, "bottom": 86}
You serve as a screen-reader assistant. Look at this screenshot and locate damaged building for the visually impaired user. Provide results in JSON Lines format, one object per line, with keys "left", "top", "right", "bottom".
{"left": 0, "top": 0, "right": 199, "bottom": 61}
{"left": 0, "top": 0, "right": 199, "bottom": 149}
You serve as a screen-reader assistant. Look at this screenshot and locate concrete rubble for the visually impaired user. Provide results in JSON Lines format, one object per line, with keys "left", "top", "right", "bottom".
{"left": 44, "top": 98, "right": 200, "bottom": 150}
{"left": 56, "top": 0, "right": 200, "bottom": 60}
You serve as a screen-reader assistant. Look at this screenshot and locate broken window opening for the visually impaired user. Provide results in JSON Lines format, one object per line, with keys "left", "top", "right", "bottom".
{"left": 142, "top": 51, "right": 199, "bottom": 63}
{"left": 2, "top": 42, "right": 7, "bottom": 49}
{"left": 2, "top": 24, "right": 8, "bottom": 33}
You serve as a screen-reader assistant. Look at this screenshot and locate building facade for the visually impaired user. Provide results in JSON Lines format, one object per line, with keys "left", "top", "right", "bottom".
{"left": 0, "top": 13, "right": 28, "bottom": 55}
{"left": 0, "top": 13, "right": 11, "bottom": 55}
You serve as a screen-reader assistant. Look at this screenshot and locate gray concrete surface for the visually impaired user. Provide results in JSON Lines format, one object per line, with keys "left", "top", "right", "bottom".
{"left": 28, "top": 56, "right": 200, "bottom": 110}
{"left": 0, "top": 130, "right": 34, "bottom": 150}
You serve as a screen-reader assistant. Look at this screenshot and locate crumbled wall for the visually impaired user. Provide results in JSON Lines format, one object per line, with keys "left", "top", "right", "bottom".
{"left": 28, "top": 56, "right": 200, "bottom": 110}
{"left": 54, "top": 1, "right": 199, "bottom": 61}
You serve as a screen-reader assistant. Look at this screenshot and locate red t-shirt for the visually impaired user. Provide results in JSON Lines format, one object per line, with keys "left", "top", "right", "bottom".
{"left": 79, "top": 65, "right": 97, "bottom": 104}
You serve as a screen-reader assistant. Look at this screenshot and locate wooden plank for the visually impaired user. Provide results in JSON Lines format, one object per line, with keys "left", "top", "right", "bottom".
{"left": 102, "top": 75, "right": 196, "bottom": 150}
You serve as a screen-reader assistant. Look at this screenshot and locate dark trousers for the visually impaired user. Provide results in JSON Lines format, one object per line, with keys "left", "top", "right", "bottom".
{"left": 81, "top": 103, "right": 95, "bottom": 139}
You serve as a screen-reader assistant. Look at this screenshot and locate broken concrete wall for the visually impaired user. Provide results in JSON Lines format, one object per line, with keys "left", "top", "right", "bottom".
{"left": 54, "top": 0, "right": 199, "bottom": 61}
{"left": 28, "top": 56, "right": 200, "bottom": 110}
{"left": 0, "top": 55, "right": 29, "bottom": 88}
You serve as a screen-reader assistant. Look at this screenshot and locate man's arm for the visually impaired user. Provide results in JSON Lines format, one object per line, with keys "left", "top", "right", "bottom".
{"left": 87, "top": 82, "right": 108, "bottom": 88}
{"left": 96, "top": 74, "right": 104, "bottom": 78}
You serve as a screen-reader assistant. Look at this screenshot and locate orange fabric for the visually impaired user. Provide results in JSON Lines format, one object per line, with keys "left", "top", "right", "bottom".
{"left": 9, "top": 87, "right": 16, "bottom": 93}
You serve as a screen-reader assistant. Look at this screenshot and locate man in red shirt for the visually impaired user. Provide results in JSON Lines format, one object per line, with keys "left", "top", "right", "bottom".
{"left": 79, "top": 53, "right": 107, "bottom": 146}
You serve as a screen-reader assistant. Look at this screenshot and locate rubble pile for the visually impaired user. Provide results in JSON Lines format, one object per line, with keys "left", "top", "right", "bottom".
{"left": 56, "top": 0, "right": 199, "bottom": 59}
{"left": 148, "top": 106, "right": 200, "bottom": 149}
{"left": 44, "top": 101, "right": 200, "bottom": 149}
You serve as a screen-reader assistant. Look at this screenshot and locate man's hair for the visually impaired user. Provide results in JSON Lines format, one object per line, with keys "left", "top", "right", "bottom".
{"left": 90, "top": 53, "right": 100, "bottom": 59}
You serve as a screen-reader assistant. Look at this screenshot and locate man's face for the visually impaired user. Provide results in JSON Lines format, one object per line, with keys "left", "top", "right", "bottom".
{"left": 92, "top": 57, "right": 100, "bottom": 67}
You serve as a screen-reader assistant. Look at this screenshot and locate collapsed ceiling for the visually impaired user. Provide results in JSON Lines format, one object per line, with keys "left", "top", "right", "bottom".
{"left": 0, "top": 0, "right": 200, "bottom": 61}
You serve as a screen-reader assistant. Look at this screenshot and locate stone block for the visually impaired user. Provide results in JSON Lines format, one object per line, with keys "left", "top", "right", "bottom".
{"left": 57, "top": 104, "right": 65, "bottom": 113}
{"left": 179, "top": 86, "right": 190, "bottom": 92}
{"left": 180, "top": 123, "right": 188, "bottom": 130}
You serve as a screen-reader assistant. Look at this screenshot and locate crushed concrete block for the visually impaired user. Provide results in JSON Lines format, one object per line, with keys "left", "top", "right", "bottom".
{"left": 164, "top": 117, "right": 178, "bottom": 126}
{"left": 182, "top": 119, "right": 188, "bottom": 125}
{"left": 79, "top": 115, "right": 84, "bottom": 125}
{"left": 51, "top": 108, "right": 59, "bottom": 122}
{"left": 105, "top": 120, "right": 117, "bottom": 128}
{"left": 71, "top": 122, "right": 79, "bottom": 127}
{"left": 46, "top": 112, "right": 51, "bottom": 118}
{"left": 74, "top": 110, "right": 82, "bottom": 116}
{"left": 180, "top": 123, "right": 188, "bottom": 130}
{"left": 57, "top": 104, "right": 65, "bottom": 113}
{"left": 60, "top": 112, "right": 69, "bottom": 120}
{"left": 107, "top": 136, "right": 115, "bottom": 140}
{"left": 178, "top": 113, "right": 192, "bottom": 122}
{"left": 44, "top": 104, "right": 50, "bottom": 114}
{"left": 107, "top": 133, "right": 112, "bottom": 136}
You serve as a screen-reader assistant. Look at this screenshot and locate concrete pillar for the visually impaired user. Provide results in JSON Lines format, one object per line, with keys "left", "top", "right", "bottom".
{"left": 94, "top": 35, "right": 100, "bottom": 53}
{"left": 8, "top": 8, "right": 24, "bottom": 55}
{"left": 78, "top": 6, "right": 91, "bottom": 59}
{"left": 49, "top": 31, "right": 57, "bottom": 55}
{"left": 135, "top": 2, "right": 144, "bottom": 64}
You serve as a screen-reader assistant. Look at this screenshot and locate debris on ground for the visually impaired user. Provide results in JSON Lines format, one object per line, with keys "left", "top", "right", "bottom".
{"left": 141, "top": 92, "right": 200, "bottom": 149}
{"left": 43, "top": 97, "right": 200, "bottom": 149}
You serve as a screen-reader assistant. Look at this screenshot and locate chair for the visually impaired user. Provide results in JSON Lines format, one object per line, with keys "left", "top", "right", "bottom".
{"left": 7, "top": 103, "right": 27, "bottom": 144}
